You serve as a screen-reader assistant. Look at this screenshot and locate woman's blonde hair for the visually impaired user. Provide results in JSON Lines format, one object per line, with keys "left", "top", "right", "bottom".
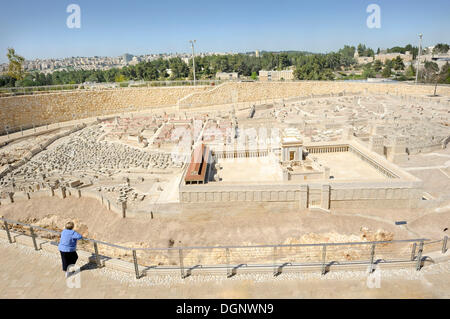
{"left": 65, "top": 221, "right": 74, "bottom": 230}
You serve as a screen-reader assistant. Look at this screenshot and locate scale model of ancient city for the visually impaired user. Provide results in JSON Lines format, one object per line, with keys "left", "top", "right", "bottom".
{"left": 0, "top": 76, "right": 449, "bottom": 298}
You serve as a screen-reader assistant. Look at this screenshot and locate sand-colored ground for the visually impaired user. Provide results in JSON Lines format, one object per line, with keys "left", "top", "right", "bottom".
{"left": 312, "top": 152, "right": 388, "bottom": 180}
{"left": 0, "top": 195, "right": 429, "bottom": 248}
{"left": 401, "top": 150, "right": 450, "bottom": 201}
{"left": 218, "top": 154, "right": 283, "bottom": 183}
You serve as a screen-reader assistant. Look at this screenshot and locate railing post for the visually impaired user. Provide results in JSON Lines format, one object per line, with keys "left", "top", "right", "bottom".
{"left": 369, "top": 244, "right": 376, "bottom": 273}
{"left": 3, "top": 220, "right": 12, "bottom": 243}
{"left": 29, "top": 226, "right": 38, "bottom": 251}
{"left": 416, "top": 241, "right": 424, "bottom": 271}
{"left": 442, "top": 236, "right": 448, "bottom": 254}
{"left": 179, "top": 248, "right": 185, "bottom": 279}
{"left": 121, "top": 201, "right": 127, "bottom": 218}
{"left": 132, "top": 249, "right": 140, "bottom": 279}
{"left": 226, "top": 248, "right": 231, "bottom": 278}
{"left": 321, "top": 245, "right": 327, "bottom": 275}
{"left": 410, "top": 242, "right": 417, "bottom": 261}
{"left": 93, "top": 242, "right": 102, "bottom": 268}
{"left": 273, "top": 246, "right": 278, "bottom": 276}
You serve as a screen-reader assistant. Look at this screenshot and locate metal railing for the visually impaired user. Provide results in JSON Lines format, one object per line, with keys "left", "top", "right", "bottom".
{"left": 1, "top": 217, "right": 447, "bottom": 280}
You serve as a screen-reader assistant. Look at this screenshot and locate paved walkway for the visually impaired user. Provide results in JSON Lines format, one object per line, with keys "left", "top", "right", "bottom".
{"left": 1, "top": 238, "right": 449, "bottom": 298}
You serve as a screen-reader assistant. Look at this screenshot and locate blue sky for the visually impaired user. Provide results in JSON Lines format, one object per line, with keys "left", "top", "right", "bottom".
{"left": 0, "top": 0, "right": 449, "bottom": 63}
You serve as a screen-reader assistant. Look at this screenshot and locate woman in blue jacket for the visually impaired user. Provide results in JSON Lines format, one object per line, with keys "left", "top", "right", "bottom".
{"left": 58, "top": 221, "right": 83, "bottom": 273}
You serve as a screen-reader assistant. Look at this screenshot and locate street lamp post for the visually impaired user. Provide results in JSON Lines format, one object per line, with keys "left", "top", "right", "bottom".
{"left": 189, "top": 40, "right": 196, "bottom": 85}
{"left": 415, "top": 34, "right": 423, "bottom": 84}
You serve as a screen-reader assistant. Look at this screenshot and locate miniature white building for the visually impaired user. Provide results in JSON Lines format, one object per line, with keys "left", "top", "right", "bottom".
{"left": 281, "top": 128, "right": 304, "bottom": 163}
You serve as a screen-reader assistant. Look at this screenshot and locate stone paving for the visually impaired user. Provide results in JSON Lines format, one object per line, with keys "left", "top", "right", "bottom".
{"left": 1, "top": 238, "right": 449, "bottom": 299}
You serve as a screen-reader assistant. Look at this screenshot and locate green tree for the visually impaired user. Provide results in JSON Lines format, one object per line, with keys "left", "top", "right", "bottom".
{"left": 440, "top": 62, "right": 450, "bottom": 84}
{"left": 168, "top": 58, "right": 189, "bottom": 80}
{"left": 405, "top": 65, "right": 415, "bottom": 77}
{"left": 277, "top": 53, "right": 290, "bottom": 70}
{"left": 423, "top": 61, "right": 439, "bottom": 82}
{"left": 0, "top": 75, "right": 16, "bottom": 87}
{"left": 384, "top": 59, "right": 394, "bottom": 69}
{"left": 392, "top": 56, "right": 405, "bottom": 70}
{"left": 357, "top": 44, "right": 366, "bottom": 56}
{"left": 115, "top": 74, "right": 128, "bottom": 82}
{"left": 362, "top": 65, "right": 376, "bottom": 78}
{"left": 6, "top": 48, "right": 26, "bottom": 81}
{"left": 86, "top": 73, "right": 99, "bottom": 82}
{"left": 338, "top": 45, "right": 356, "bottom": 58}
{"left": 357, "top": 44, "right": 374, "bottom": 57}
{"left": 373, "top": 60, "right": 383, "bottom": 72}
{"left": 433, "top": 43, "right": 449, "bottom": 54}
{"left": 366, "top": 48, "right": 375, "bottom": 57}
{"left": 294, "top": 55, "right": 335, "bottom": 80}
{"left": 382, "top": 66, "right": 392, "bottom": 78}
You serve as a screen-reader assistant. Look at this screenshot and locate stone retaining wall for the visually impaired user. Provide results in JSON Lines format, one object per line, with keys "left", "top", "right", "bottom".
{"left": 1, "top": 81, "right": 449, "bottom": 135}
{"left": 178, "top": 81, "right": 450, "bottom": 108}
{"left": 0, "top": 86, "right": 208, "bottom": 133}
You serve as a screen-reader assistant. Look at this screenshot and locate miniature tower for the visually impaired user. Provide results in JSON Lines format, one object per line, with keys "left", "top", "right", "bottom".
{"left": 369, "top": 135, "right": 384, "bottom": 155}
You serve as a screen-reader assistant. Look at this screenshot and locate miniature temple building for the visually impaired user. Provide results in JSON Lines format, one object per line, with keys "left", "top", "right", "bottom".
{"left": 281, "top": 128, "right": 304, "bottom": 164}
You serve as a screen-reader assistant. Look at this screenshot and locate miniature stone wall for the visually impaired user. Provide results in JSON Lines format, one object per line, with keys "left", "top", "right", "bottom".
{"left": 1, "top": 81, "right": 449, "bottom": 135}
{"left": 179, "top": 182, "right": 421, "bottom": 210}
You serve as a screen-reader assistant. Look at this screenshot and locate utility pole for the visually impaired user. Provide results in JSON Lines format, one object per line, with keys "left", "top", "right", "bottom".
{"left": 415, "top": 34, "right": 423, "bottom": 84}
{"left": 189, "top": 40, "right": 196, "bottom": 85}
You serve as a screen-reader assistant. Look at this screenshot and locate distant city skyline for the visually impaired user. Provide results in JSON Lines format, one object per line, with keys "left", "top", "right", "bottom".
{"left": 1, "top": 0, "right": 449, "bottom": 64}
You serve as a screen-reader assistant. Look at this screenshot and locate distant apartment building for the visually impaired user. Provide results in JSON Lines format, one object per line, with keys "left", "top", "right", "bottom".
{"left": 259, "top": 70, "right": 294, "bottom": 81}
{"left": 129, "top": 56, "right": 141, "bottom": 66}
{"left": 123, "top": 53, "right": 133, "bottom": 64}
{"left": 216, "top": 72, "right": 239, "bottom": 80}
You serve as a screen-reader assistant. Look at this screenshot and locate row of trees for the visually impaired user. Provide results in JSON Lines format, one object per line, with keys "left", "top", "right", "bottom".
{"left": 357, "top": 44, "right": 375, "bottom": 57}
{"left": 1, "top": 50, "right": 347, "bottom": 86}
{"left": 359, "top": 55, "right": 449, "bottom": 84}
{"left": 2, "top": 43, "right": 449, "bottom": 87}
{"left": 433, "top": 43, "right": 449, "bottom": 54}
